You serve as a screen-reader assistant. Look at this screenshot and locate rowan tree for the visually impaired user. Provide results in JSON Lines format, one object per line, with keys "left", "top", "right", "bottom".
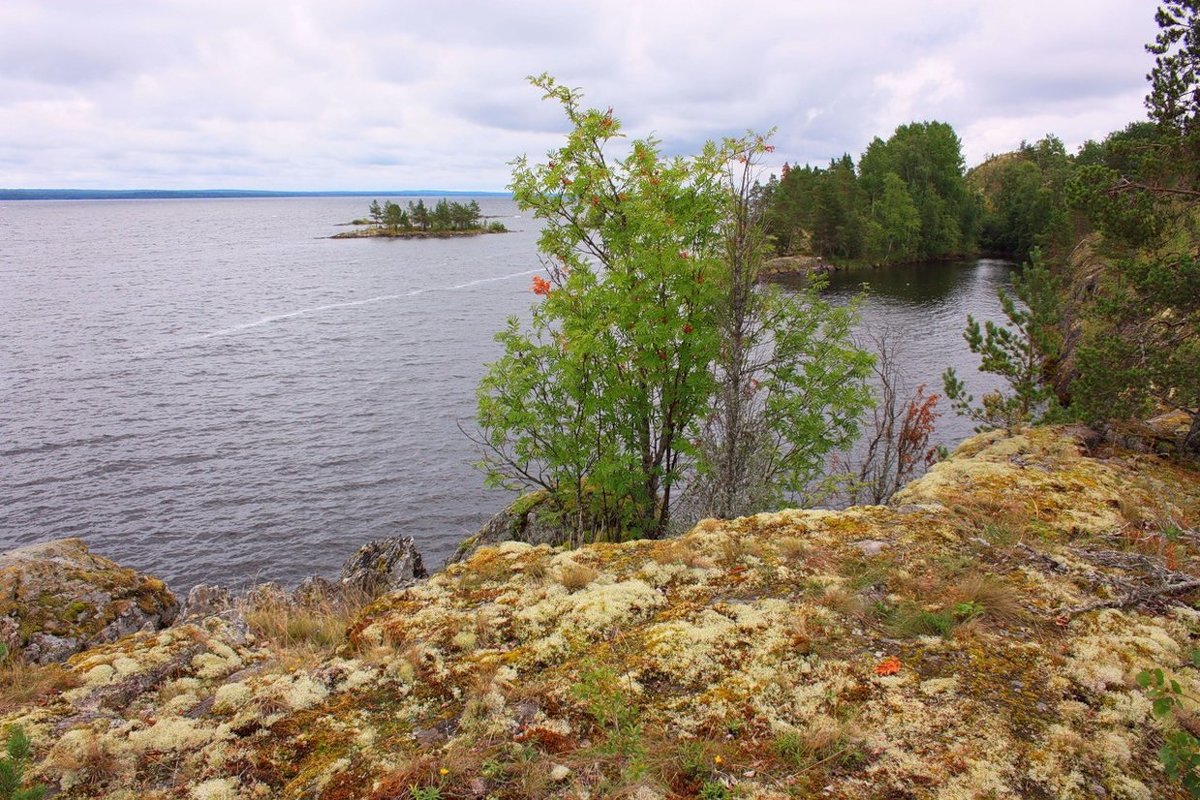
{"left": 474, "top": 76, "right": 872, "bottom": 540}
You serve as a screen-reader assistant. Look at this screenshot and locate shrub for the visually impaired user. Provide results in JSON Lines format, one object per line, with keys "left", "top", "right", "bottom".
{"left": 1138, "top": 655, "right": 1200, "bottom": 796}
{"left": 0, "top": 725, "right": 45, "bottom": 800}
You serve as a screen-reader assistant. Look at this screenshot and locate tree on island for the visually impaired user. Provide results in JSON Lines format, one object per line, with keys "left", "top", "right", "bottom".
{"left": 409, "top": 199, "right": 430, "bottom": 231}
{"left": 360, "top": 198, "right": 491, "bottom": 234}
{"left": 382, "top": 201, "right": 409, "bottom": 231}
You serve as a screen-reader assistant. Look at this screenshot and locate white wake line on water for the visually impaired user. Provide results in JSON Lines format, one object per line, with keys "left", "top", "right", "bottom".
{"left": 198, "top": 268, "right": 542, "bottom": 339}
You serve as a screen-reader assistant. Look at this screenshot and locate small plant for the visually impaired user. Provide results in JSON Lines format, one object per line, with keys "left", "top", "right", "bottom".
{"left": 886, "top": 604, "right": 956, "bottom": 638}
{"left": 676, "top": 741, "right": 713, "bottom": 783}
{"left": 409, "top": 787, "right": 442, "bottom": 800}
{"left": 570, "top": 659, "right": 648, "bottom": 791}
{"left": 771, "top": 731, "right": 809, "bottom": 767}
{"left": 1, "top": 725, "right": 46, "bottom": 800}
{"left": 1137, "top": 652, "right": 1200, "bottom": 797}
{"left": 980, "top": 521, "right": 1019, "bottom": 547}
{"left": 952, "top": 601, "right": 984, "bottom": 621}
{"left": 769, "top": 722, "right": 864, "bottom": 778}
{"left": 699, "top": 780, "right": 730, "bottom": 799}
{"left": 571, "top": 662, "right": 642, "bottom": 755}
{"left": 942, "top": 249, "right": 1063, "bottom": 432}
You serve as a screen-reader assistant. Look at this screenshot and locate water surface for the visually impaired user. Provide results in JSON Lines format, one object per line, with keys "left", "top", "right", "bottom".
{"left": 0, "top": 199, "right": 1011, "bottom": 589}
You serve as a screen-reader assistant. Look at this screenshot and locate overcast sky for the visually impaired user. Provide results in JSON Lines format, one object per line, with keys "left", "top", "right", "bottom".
{"left": 0, "top": 1, "right": 1160, "bottom": 191}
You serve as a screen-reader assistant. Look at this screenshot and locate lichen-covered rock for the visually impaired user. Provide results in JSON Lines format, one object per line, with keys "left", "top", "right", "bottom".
{"left": 178, "top": 584, "right": 234, "bottom": 622}
{"left": 0, "top": 538, "right": 178, "bottom": 663}
{"left": 338, "top": 536, "right": 428, "bottom": 598}
{"left": 449, "top": 490, "right": 574, "bottom": 564}
{"left": 4, "top": 427, "right": 1200, "bottom": 799}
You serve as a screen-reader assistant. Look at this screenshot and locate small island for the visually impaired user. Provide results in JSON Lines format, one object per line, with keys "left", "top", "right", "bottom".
{"left": 332, "top": 198, "right": 509, "bottom": 238}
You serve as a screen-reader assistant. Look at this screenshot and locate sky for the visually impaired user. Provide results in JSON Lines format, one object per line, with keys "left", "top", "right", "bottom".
{"left": 0, "top": 1, "right": 1161, "bottom": 192}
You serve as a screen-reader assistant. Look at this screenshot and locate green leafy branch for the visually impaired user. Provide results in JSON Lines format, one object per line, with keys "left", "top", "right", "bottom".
{"left": 1137, "top": 650, "right": 1200, "bottom": 797}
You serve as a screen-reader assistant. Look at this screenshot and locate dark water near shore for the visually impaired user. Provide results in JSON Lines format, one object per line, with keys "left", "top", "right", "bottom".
{"left": 0, "top": 198, "right": 1012, "bottom": 591}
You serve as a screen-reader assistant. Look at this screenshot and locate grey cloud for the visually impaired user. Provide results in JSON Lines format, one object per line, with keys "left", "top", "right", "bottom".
{"left": 0, "top": 0, "right": 1167, "bottom": 189}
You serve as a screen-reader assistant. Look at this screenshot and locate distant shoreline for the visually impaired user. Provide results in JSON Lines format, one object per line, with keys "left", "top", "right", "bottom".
{"left": 0, "top": 189, "right": 512, "bottom": 201}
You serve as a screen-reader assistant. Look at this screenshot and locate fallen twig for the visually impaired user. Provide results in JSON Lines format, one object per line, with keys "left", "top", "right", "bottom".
{"left": 1061, "top": 579, "right": 1200, "bottom": 617}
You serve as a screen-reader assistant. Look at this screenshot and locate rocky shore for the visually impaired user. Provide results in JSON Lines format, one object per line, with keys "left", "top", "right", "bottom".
{"left": 3, "top": 425, "right": 1200, "bottom": 798}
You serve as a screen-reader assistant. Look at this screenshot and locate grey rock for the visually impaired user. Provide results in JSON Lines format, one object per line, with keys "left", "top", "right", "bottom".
{"left": 449, "top": 491, "right": 573, "bottom": 565}
{"left": 292, "top": 575, "right": 342, "bottom": 608}
{"left": 339, "top": 536, "right": 428, "bottom": 598}
{"left": 179, "top": 583, "right": 234, "bottom": 622}
{"left": 0, "top": 538, "right": 178, "bottom": 664}
{"left": 851, "top": 540, "right": 890, "bottom": 556}
{"left": 244, "top": 581, "right": 289, "bottom": 608}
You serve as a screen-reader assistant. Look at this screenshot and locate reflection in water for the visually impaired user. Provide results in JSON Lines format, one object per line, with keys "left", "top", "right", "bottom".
{"left": 769, "top": 258, "right": 1016, "bottom": 454}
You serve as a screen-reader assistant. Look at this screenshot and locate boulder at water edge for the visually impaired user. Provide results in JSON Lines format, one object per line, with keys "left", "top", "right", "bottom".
{"left": 0, "top": 538, "right": 178, "bottom": 663}
{"left": 338, "top": 535, "right": 428, "bottom": 598}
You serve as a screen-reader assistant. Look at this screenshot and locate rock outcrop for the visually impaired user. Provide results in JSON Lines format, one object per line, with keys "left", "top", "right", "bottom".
{"left": 449, "top": 490, "right": 575, "bottom": 565}
{"left": 0, "top": 538, "right": 178, "bottom": 664}
{"left": 338, "top": 535, "right": 428, "bottom": 598}
{"left": 3, "top": 427, "right": 1200, "bottom": 799}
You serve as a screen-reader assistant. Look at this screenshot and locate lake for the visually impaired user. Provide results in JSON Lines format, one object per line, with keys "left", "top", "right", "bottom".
{"left": 0, "top": 197, "right": 1012, "bottom": 590}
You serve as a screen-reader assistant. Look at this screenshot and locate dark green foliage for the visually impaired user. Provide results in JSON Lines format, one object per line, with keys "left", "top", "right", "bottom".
{"left": 762, "top": 120, "right": 976, "bottom": 264}
{"left": 383, "top": 200, "right": 409, "bottom": 230}
{"left": 872, "top": 121, "right": 978, "bottom": 260}
{"left": 0, "top": 726, "right": 45, "bottom": 800}
{"left": 367, "top": 198, "right": 485, "bottom": 233}
{"left": 976, "top": 137, "right": 1074, "bottom": 261}
{"left": 1137, "top": 652, "right": 1200, "bottom": 796}
{"left": 1147, "top": 1, "right": 1200, "bottom": 132}
{"left": 1072, "top": 250, "right": 1200, "bottom": 447}
{"left": 943, "top": 250, "right": 1064, "bottom": 431}
{"left": 1060, "top": 4, "right": 1200, "bottom": 449}
{"left": 885, "top": 604, "right": 956, "bottom": 638}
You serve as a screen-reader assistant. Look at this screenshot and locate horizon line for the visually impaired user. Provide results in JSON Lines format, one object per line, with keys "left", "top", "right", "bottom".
{"left": 0, "top": 188, "right": 513, "bottom": 201}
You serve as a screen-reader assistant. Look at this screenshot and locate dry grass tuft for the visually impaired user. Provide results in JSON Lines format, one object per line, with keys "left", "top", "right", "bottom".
{"left": 817, "top": 584, "right": 869, "bottom": 620}
{"left": 771, "top": 717, "right": 862, "bottom": 772}
{"left": 46, "top": 729, "right": 128, "bottom": 789}
{"left": 949, "top": 573, "right": 1027, "bottom": 626}
{"left": 559, "top": 562, "right": 600, "bottom": 592}
{"left": 243, "top": 593, "right": 365, "bottom": 666}
{"left": 652, "top": 539, "right": 713, "bottom": 569}
{"left": 0, "top": 655, "right": 82, "bottom": 714}
{"left": 522, "top": 556, "right": 550, "bottom": 582}
{"left": 776, "top": 536, "right": 809, "bottom": 561}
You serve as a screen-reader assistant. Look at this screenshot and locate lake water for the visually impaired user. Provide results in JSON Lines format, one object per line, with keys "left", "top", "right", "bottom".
{"left": 0, "top": 198, "right": 1012, "bottom": 591}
